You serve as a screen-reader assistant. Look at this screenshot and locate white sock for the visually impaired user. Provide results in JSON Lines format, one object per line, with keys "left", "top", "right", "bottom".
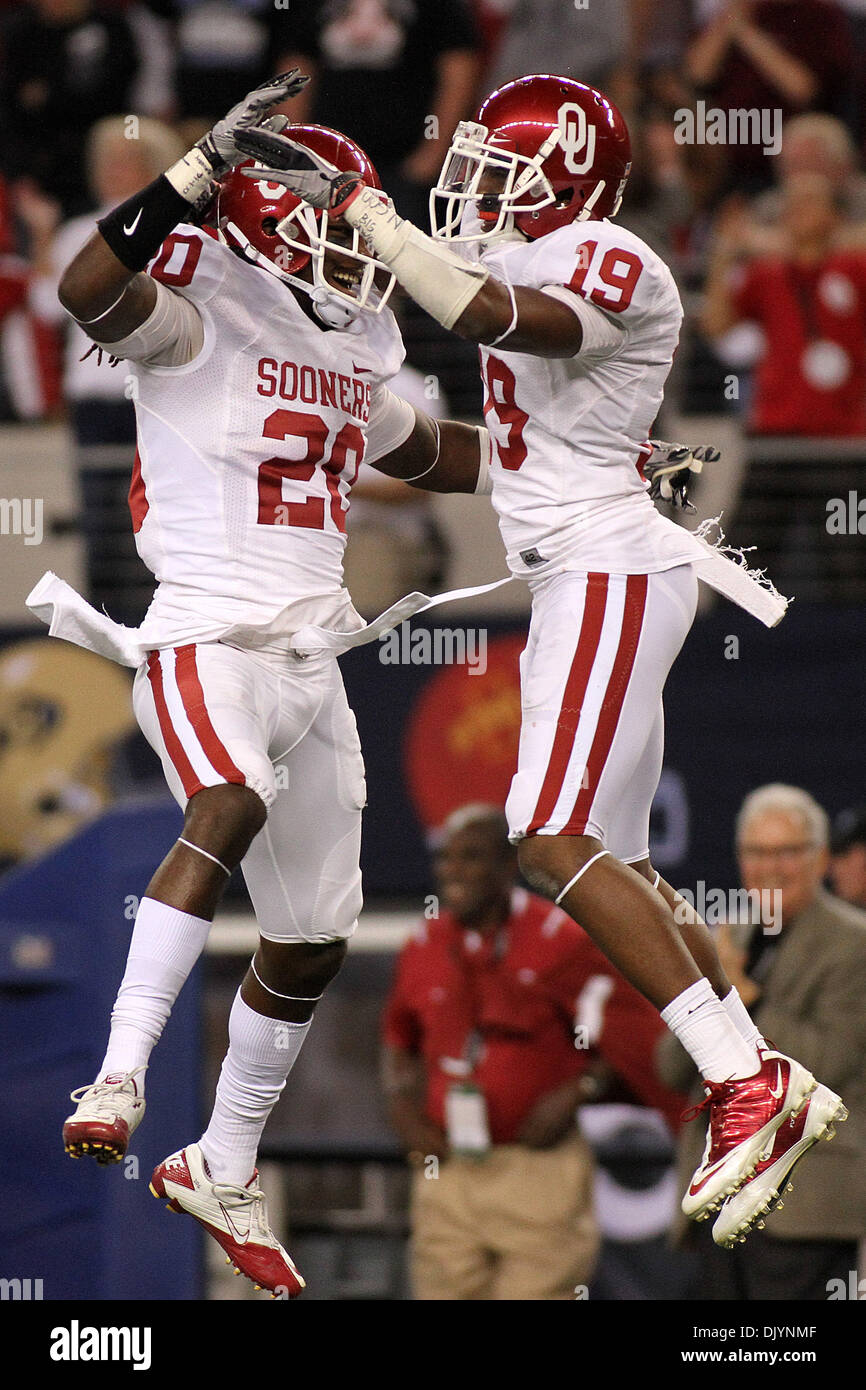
{"left": 199, "top": 993, "right": 311, "bottom": 1186}
{"left": 661, "top": 978, "right": 760, "bottom": 1083}
{"left": 98, "top": 897, "right": 211, "bottom": 1083}
{"left": 722, "top": 986, "right": 766, "bottom": 1054}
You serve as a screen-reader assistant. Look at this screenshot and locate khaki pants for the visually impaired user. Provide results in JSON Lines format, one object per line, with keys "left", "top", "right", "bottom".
{"left": 410, "top": 1133, "right": 600, "bottom": 1301}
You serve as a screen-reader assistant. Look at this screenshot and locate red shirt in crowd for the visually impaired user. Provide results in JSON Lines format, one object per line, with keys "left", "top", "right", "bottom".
{"left": 382, "top": 888, "right": 685, "bottom": 1143}
{"left": 732, "top": 252, "right": 866, "bottom": 435}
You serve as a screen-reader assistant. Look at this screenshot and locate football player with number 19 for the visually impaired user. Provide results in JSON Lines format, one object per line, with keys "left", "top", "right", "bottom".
{"left": 238, "top": 74, "right": 848, "bottom": 1251}
{"left": 28, "top": 73, "right": 497, "bottom": 1296}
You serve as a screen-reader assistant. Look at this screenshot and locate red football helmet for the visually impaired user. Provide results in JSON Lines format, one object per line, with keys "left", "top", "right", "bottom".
{"left": 212, "top": 124, "right": 396, "bottom": 325}
{"left": 430, "top": 74, "right": 631, "bottom": 243}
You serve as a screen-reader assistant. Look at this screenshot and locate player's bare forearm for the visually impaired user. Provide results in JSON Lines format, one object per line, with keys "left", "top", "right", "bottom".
{"left": 454, "top": 278, "right": 584, "bottom": 357}
{"left": 58, "top": 230, "right": 156, "bottom": 340}
{"left": 372, "top": 411, "right": 487, "bottom": 493}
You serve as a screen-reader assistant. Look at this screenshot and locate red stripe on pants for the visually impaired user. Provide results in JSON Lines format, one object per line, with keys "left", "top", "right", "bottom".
{"left": 173, "top": 645, "right": 246, "bottom": 786}
{"left": 146, "top": 651, "right": 203, "bottom": 799}
{"left": 527, "top": 572, "right": 609, "bottom": 834}
{"left": 562, "top": 573, "right": 648, "bottom": 835}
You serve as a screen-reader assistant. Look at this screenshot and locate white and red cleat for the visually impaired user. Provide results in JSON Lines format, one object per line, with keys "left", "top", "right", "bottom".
{"left": 712, "top": 1082, "right": 847, "bottom": 1247}
{"left": 63, "top": 1069, "right": 146, "bottom": 1164}
{"left": 681, "top": 1050, "right": 817, "bottom": 1221}
{"left": 150, "top": 1143, "right": 305, "bottom": 1298}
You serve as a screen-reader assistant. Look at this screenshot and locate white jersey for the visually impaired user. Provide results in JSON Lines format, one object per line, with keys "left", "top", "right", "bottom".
{"left": 478, "top": 219, "right": 705, "bottom": 580}
{"left": 124, "top": 225, "right": 409, "bottom": 651}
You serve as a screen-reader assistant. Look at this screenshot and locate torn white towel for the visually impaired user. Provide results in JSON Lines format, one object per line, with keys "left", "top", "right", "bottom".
{"left": 688, "top": 518, "right": 789, "bottom": 628}
{"left": 289, "top": 576, "right": 517, "bottom": 654}
{"left": 25, "top": 570, "right": 517, "bottom": 666}
{"left": 26, "top": 571, "right": 145, "bottom": 667}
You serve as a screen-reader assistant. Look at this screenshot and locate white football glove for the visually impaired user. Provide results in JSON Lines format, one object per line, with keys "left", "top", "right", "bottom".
{"left": 196, "top": 70, "right": 310, "bottom": 178}
{"left": 644, "top": 440, "right": 720, "bottom": 509}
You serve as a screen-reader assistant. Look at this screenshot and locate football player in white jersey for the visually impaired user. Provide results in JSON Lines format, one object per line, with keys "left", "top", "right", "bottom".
{"left": 42, "top": 74, "right": 494, "bottom": 1296}
{"left": 238, "top": 73, "right": 847, "bottom": 1252}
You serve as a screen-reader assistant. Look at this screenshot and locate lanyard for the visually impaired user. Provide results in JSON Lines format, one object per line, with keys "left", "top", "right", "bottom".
{"left": 443, "top": 925, "right": 509, "bottom": 1076}
{"left": 785, "top": 263, "right": 821, "bottom": 343}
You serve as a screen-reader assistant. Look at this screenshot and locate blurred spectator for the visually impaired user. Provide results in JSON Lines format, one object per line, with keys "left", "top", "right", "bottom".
{"left": 473, "top": 1, "right": 692, "bottom": 99}
{"left": 275, "top": 0, "right": 481, "bottom": 227}
{"left": 686, "top": 0, "right": 855, "bottom": 192}
{"left": 468, "top": 0, "right": 512, "bottom": 73}
{"left": 382, "top": 804, "right": 685, "bottom": 1301}
{"left": 619, "top": 107, "right": 702, "bottom": 276}
{"left": 344, "top": 361, "right": 449, "bottom": 615}
{"left": 156, "top": 0, "right": 275, "bottom": 123}
{"left": 701, "top": 172, "right": 866, "bottom": 596}
{"left": 658, "top": 783, "right": 866, "bottom": 1300}
{"left": 703, "top": 173, "right": 866, "bottom": 435}
{"left": 620, "top": 106, "right": 733, "bottom": 414}
{"left": 486, "top": 0, "right": 635, "bottom": 93}
{"left": 17, "top": 115, "right": 184, "bottom": 623}
{"left": 751, "top": 112, "right": 866, "bottom": 237}
{"left": 829, "top": 806, "right": 866, "bottom": 908}
{"left": 124, "top": 2, "right": 176, "bottom": 121}
{"left": 0, "top": 0, "right": 141, "bottom": 215}
{"left": 0, "top": 171, "right": 60, "bottom": 418}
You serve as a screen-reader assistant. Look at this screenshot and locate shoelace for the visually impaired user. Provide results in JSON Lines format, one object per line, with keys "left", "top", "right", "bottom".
{"left": 69, "top": 1066, "right": 147, "bottom": 1111}
{"left": 681, "top": 1077, "right": 734, "bottom": 1125}
{"left": 211, "top": 1180, "right": 272, "bottom": 1243}
{"left": 212, "top": 1180, "right": 266, "bottom": 1208}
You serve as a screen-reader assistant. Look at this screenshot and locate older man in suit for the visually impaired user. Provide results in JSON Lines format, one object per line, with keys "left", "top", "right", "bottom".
{"left": 658, "top": 783, "right": 866, "bottom": 1300}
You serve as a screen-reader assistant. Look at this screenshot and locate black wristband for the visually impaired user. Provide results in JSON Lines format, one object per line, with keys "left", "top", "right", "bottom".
{"left": 97, "top": 175, "right": 193, "bottom": 273}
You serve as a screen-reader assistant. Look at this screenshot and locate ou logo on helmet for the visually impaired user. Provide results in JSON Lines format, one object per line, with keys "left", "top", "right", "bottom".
{"left": 556, "top": 101, "right": 597, "bottom": 175}
{"left": 255, "top": 178, "right": 291, "bottom": 200}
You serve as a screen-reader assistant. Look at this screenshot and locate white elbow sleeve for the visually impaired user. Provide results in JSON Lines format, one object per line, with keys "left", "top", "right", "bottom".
{"left": 541, "top": 284, "right": 624, "bottom": 356}
{"left": 91, "top": 280, "right": 204, "bottom": 366}
{"left": 474, "top": 427, "right": 493, "bottom": 494}
{"left": 345, "top": 186, "right": 490, "bottom": 330}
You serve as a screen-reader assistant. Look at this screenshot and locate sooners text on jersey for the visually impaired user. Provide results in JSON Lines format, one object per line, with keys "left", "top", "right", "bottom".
{"left": 129, "top": 225, "right": 405, "bottom": 651}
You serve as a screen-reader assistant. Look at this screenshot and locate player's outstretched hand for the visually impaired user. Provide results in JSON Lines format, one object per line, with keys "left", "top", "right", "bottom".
{"left": 645, "top": 440, "right": 720, "bottom": 509}
{"left": 236, "top": 126, "right": 364, "bottom": 215}
{"left": 197, "top": 70, "right": 310, "bottom": 179}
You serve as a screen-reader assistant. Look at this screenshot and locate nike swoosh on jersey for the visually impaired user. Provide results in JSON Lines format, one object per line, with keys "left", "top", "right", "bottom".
{"left": 352, "top": 363, "right": 371, "bottom": 374}
{"left": 124, "top": 209, "right": 143, "bottom": 236}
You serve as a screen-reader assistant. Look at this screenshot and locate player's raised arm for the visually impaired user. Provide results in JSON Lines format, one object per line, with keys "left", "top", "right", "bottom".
{"left": 366, "top": 390, "right": 492, "bottom": 495}
{"left": 58, "top": 70, "right": 309, "bottom": 343}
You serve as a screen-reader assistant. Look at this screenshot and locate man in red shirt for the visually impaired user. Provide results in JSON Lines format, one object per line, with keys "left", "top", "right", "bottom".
{"left": 704, "top": 173, "right": 866, "bottom": 436}
{"left": 381, "top": 804, "right": 685, "bottom": 1301}
{"left": 702, "top": 171, "right": 866, "bottom": 598}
